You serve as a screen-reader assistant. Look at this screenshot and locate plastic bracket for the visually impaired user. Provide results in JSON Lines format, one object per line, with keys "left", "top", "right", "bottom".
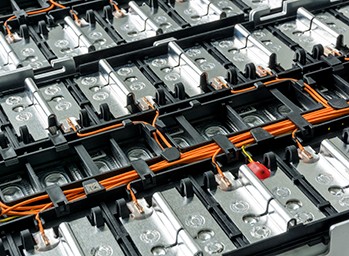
{"left": 46, "top": 185, "right": 69, "bottom": 217}
{"left": 250, "top": 127, "right": 274, "bottom": 144}
{"left": 212, "top": 134, "right": 238, "bottom": 163}
{"left": 286, "top": 113, "right": 313, "bottom": 137}
{"left": 131, "top": 159, "right": 156, "bottom": 189}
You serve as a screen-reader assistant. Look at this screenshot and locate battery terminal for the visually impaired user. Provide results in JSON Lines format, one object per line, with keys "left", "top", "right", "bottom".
{"left": 139, "top": 96, "right": 156, "bottom": 111}
{"left": 127, "top": 183, "right": 144, "bottom": 214}
{"left": 5, "top": 32, "right": 21, "bottom": 44}
{"left": 257, "top": 66, "right": 273, "bottom": 77}
{"left": 292, "top": 129, "right": 319, "bottom": 163}
{"left": 70, "top": 10, "right": 81, "bottom": 26}
{"left": 66, "top": 117, "right": 81, "bottom": 132}
{"left": 324, "top": 46, "right": 341, "bottom": 57}
{"left": 212, "top": 77, "right": 229, "bottom": 90}
{"left": 110, "top": 0, "right": 125, "bottom": 18}
{"left": 212, "top": 149, "right": 232, "bottom": 189}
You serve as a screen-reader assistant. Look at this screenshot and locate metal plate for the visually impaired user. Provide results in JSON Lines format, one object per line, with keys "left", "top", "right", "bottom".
{"left": 0, "top": 91, "right": 49, "bottom": 141}
{"left": 120, "top": 198, "right": 202, "bottom": 256}
{"left": 147, "top": 42, "right": 226, "bottom": 97}
{"left": 112, "top": 1, "right": 181, "bottom": 42}
{"left": 0, "top": 32, "right": 50, "bottom": 71}
{"left": 39, "top": 82, "right": 81, "bottom": 132}
{"left": 74, "top": 72, "right": 130, "bottom": 118}
{"left": 24, "top": 217, "right": 124, "bottom": 256}
{"left": 251, "top": 28, "right": 295, "bottom": 69}
{"left": 276, "top": 7, "right": 341, "bottom": 53}
{"left": 172, "top": 0, "right": 243, "bottom": 26}
{"left": 209, "top": 167, "right": 295, "bottom": 243}
{"left": 212, "top": 24, "right": 274, "bottom": 72}
{"left": 75, "top": 59, "right": 156, "bottom": 117}
{"left": 155, "top": 188, "right": 236, "bottom": 255}
{"left": 263, "top": 167, "right": 325, "bottom": 224}
{"left": 294, "top": 137, "right": 349, "bottom": 212}
{"left": 242, "top": 0, "right": 284, "bottom": 10}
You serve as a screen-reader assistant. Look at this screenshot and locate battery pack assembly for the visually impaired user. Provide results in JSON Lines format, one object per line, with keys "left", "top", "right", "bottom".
{"left": 1, "top": 0, "right": 349, "bottom": 255}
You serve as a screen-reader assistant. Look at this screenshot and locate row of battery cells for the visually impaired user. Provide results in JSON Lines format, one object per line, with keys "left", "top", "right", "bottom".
{"left": 140, "top": 3, "right": 349, "bottom": 78}
{"left": 0, "top": 58, "right": 159, "bottom": 143}
{"left": 0, "top": 41, "right": 227, "bottom": 145}
{"left": 290, "top": 136, "right": 349, "bottom": 214}
{"left": 0, "top": 0, "right": 243, "bottom": 72}
{"left": 0, "top": 126, "right": 162, "bottom": 203}
{"left": 109, "top": 0, "right": 243, "bottom": 42}
{"left": 105, "top": 10, "right": 349, "bottom": 105}
{"left": 272, "top": 6, "right": 349, "bottom": 58}
{"left": 0, "top": 11, "right": 119, "bottom": 72}
{"left": 208, "top": 4, "right": 349, "bottom": 76}
{"left": 8, "top": 2, "right": 349, "bottom": 74}
{"left": 116, "top": 161, "right": 326, "bottom": 256}
{"left": 0, "top": 26, "right": 321, "bottom": 145}
{"left": 2, "top": 159, "right": 328, "bottom": 256}
{"left": 159, "top": 82, "right": 321, "bottom": 149}
{"left": 0, "top": 79, "right": 81, "bottom": 142}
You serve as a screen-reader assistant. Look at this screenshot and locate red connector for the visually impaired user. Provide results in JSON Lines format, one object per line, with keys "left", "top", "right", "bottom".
{"left": 247, "top": 162, "right": 271, "bottom": 180}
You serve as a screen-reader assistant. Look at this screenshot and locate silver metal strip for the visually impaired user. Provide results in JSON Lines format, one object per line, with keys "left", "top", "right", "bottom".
{"left": 209, "top": 168, "right": 294, "bottom": 243}
{"left": 155, "top": 188, "right": 236, "bottom": 255}
{"left": 25, "top": 78, "right": 54, "bottom": 119}
{"left": 0, "top": 32, "right": 50, "bottom": 70}
{"left": 46, "top": 17, "right": 116, "bottom": 58}
{"left": 325, "top": 219, "right": 349, "bottom": 256}
{"left": 0, "top": 32, "right": 21, "bottom": 71}
{"left": 294, "top": 137, "right": 349, "bottom": 212}
{"left": 212, "top": 24, "right": 274, "bottom": 72}
{"left": 249, "top": 0, "right": 340, "bottom": 24}
{"left": 315, "top": 12, "right": 349, "bottom": 47}
{"left": 0, "top": 78, "right": 80, "bottom": 141}
{"left": 243, "top": 0, "right": 284, "bottom": 10}
{"left": 46, "top": 24, "right": 89, "bottom": 58}
{"left": 78, "top": 19, "right": 117, "bottom": 51}
{"left": 276, "top": 7, "right": 341, "bottom": 54}
{"left": 75, "top": 59, "right": 157, "bottom": 117}
{"left": 112, "top": 2, "right": 180, "bottom": 42}
{"left": 59, "top": 216, "right": 125, "bottom": 256}
{"left": 251, "top": 28, "right": 295, "bottom": 69}
{"left": 63, "top": 16, "right": 95, "bottom": 53}
{"left": 39, "top": 82, "right": 81, "bottom": 132}
{"left": 24, "top": 217, "right": 124, "bottom": 256}
{"left": 338, "top": 5, "right": 349, "bottom": 20}
{"left": 0, "top": 91, "right": 49, "bottom": 141}
{"left": 120, "top": 198, "right": 202, "bottom": 256}
{"left": 263, "top": 167, "right": 325, "bottom": 224}
{"left": 147, "top": 41, "right": 226, "bottom": 97}
{"left": 101, "top": 59, "right": 157, "bottom": 109}
{"left": 171, "top": 0, "right": 243, "bottom": 26}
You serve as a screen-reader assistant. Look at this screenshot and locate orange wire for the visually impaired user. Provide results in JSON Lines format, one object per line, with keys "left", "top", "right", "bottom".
{"left": 2, "top": 77, "right": 349, "bottom": 233}
{"left": 292, "top": 129, "right": 305, "bottom": 151}
{"left": 48, "top": 0, "right": 67, "bottom": 9}
{"left": 231, "top": 86, "right": 256, "bottom": 94}
{"left": 70, "top": 10, "right": 80, "bottom": 22}
{"left": 75, "top": 123, "right": 123, "bottom": 137}
{"left": 4, "top": 4, "right": 55, "bottom": 37}
{"left": 110, "top": 0, "right": 121, "bottom": 12}
{"left": 127, "top": 183, "right": 137, "bottom": 203}
{"left": 212, "top": 148, "right": 224, "bottom": 177}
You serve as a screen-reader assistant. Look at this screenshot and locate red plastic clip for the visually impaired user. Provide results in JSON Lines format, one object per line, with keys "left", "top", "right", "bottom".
{"left": 247, "top": 162, "right": 271, "bottom": 180}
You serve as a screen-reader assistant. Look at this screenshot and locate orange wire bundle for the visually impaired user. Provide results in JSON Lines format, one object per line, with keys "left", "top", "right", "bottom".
{"left": 0, "top": 76, "right": 348, "bottom": 242}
